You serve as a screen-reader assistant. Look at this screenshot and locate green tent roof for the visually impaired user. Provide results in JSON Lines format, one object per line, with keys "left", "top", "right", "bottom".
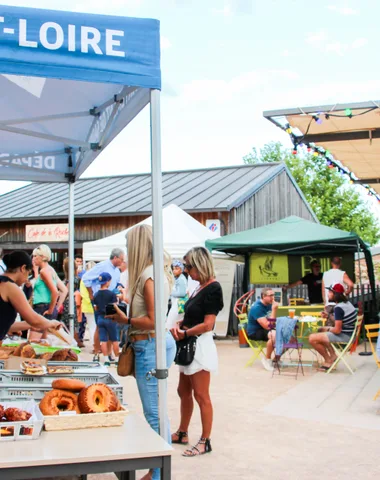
{"left": 206, "top": 216, "right": 367, "bottom": 255}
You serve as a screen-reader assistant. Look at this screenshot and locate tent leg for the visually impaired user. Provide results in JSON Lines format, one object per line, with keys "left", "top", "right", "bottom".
{"left": 150, "top": 89, "right": 169, "bottom": 442}
{"left": 68, "top": 181, "right": 75, "bottom": 336}
{"left": 357, "top": 240, "right": 371, "bottom": 356}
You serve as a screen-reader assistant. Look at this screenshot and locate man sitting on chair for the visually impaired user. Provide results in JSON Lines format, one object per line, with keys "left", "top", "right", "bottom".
{"left": 309, "top": 284, "right": 357, "bottom": 372}
{"left": 247, "top": 288, "right": 278, "bottom": 372}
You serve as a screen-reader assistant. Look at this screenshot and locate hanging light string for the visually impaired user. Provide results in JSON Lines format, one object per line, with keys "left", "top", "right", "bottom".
{"left": 283, "top": 108, "right": 380, "bottom": 203}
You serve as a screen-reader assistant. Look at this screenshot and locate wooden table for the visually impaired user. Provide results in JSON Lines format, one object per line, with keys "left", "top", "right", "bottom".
{"left": 0, "top": 414, "right": 172, "bottom": 480}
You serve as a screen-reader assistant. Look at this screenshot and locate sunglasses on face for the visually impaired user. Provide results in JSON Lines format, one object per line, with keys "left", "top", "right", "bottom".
{"left": 184, "top": 263, "right": 193, "bottom": 270}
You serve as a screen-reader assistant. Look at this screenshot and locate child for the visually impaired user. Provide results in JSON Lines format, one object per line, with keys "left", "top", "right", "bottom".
{"left": 93, "top": 272, "right": 119, "bottom": 362}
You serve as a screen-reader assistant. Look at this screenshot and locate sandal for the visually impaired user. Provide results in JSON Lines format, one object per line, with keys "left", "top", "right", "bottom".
{"left": 172, "top": 430, "right": 189, "bottom": 445}
{"left": 182, "top": 437, "right": 212, "bottom": 457}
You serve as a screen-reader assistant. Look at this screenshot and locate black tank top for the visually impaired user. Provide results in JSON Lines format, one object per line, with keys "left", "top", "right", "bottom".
{"left": 0, "top": 275, "right": 17, "bottom": 341}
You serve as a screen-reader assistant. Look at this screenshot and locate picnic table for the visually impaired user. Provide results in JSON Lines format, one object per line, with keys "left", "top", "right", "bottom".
{"left": 0, "top": 414, "right": 172, "bottom": 480}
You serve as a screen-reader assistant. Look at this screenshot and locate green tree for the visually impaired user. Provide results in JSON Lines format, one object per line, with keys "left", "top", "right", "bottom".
{"left": 243, "top": 141, "right": 380, "bottom": 245}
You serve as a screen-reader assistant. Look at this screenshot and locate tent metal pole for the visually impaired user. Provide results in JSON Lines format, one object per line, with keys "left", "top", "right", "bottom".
{"left": 150, "top": 88, "right": 168, "bottom": 442}
{"left": 68, "top": 181, "right": 75, "bottom": 336}
{"left": 357, "top": 239, "right": 371, "bottom": 356}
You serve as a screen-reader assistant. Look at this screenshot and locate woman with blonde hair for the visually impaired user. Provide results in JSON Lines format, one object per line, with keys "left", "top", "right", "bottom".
{"left": 107, "top": 224, "right": 176, "bottom": 480}
{"left": 170, "top": 246, "right": 223, "bottom": 457}
{"left": 30, "top": 244, "right": 67, "bottom": 342}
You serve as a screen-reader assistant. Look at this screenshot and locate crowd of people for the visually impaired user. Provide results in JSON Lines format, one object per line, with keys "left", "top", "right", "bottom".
{"left": 248, "top": 256, "right": 357, "bottom": 372}
{"left": 0, "top": 228, "right": 224, "bottom": 480}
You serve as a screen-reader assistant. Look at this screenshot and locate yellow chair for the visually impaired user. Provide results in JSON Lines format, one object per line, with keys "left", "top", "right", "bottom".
{"left": 326, "top": 315, "right": 364, "bottom": 374}
{"left": 289, "top": 298, "right": 304, "bottom": 306}
{"left": 238, "top": 316, "right": 267, "bottom": 368}
{"left": 364, "top": 323, "right": 380, "bottom": 400}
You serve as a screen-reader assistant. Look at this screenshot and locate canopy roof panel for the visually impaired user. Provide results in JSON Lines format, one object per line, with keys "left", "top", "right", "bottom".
{"left": 0, "top": 4, "right": 160, "bottom": 183}
{"left": 263, "top": 100, "right": 380, "bottom": 195}
{"left": 205, "top": 216, "right": 365, "bottom": 255}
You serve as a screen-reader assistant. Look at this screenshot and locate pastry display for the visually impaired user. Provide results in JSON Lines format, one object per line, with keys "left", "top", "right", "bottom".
{"left": 3, "top": 407, "right": 32, "bottom": 422}
{"left": 51, "top": 349, "right": 69, "bottom": 361}
{"left": 0, "top": 347, "right": 15, "bottom": 359}
{"left": 51, "top": 378, "right": 86, "bottom": 392}
{"left": 78, "top": 384, "right": 120, "bottom": 414}
{"left": 40, "top": 383, "right": 121, "bottom": 416}
{"left": 39, "top": 390, "right": 80, "bottom": 416}
{"left": 21, "top": 361, "right": 46, "bottom": 376}
{"left": 47, "top": 366, "right": 74, "bottom": 375}
{"left": 19, "top": 345, "right": 36, "bottom": 359}
{"left": 39, "top": 352, "right": 54, "bottom": 361}
{"left": 66, "top": 349, "right": 78, "bottom": 361}
{"left": 12, "top": 342, "right": 29, "bottom": 357}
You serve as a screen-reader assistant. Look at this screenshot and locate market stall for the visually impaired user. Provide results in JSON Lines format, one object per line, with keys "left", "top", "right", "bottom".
{"left": 206, "top": 216, "right": 377, "bottom": 314}
{"left": 0, "top": 2, "right": 172, "bottom": 471}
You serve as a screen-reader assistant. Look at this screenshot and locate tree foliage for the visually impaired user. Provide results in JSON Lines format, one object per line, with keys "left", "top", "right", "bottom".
{"left": 243, "top": 141, "right": 380, "bottom": 245}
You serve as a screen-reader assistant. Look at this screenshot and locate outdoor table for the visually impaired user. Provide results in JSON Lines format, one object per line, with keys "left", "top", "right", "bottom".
{"left": 0, "top": 414, "right": 172, "bottom": 480}
{"left": 277, "top": 304, "right": 324, "bottom": 318}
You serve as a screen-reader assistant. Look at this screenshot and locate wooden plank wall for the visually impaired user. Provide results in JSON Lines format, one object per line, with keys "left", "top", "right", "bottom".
{"left": 0, "top": 211, "right": 230, "bottom": 245}
{"left": 228, "top": 171, "right": 315, "bottom": 233}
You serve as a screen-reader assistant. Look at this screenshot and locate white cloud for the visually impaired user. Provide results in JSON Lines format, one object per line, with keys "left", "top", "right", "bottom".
{"left": 178, "top": 70, "right": 299, "bottom": 106}
{"left": 161, "top": 36, "right": 172, "bottom": 50}
{"left": 212, "top": 2, "right": 232, "bottom": 17}
{"left": 306, "top": 31, "right": 327, "bottom": 45}
{"left": 326, "top": 42, "right": 347, "bottom": 56}
{"left": 327, "top": 5, "right": 357, "bottom": 15}
{"left": 352, "top": 38, "right": 368, "bottom": 49}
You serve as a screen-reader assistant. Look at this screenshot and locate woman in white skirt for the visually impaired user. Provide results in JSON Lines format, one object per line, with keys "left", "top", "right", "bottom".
{"left": 170, "top": 247, "right": 223, "bottom": 457}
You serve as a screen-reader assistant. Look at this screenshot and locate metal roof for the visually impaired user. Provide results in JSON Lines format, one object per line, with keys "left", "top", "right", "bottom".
{"left": 263, "top": 100, "right": 380, "bottom": 196}
{"left": 0, "top": 163, "right": 290, "bottom": 221}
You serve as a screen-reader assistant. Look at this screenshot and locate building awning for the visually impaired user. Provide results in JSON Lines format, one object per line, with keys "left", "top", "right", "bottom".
{"left": 263, "top": 100, "right": 380, "bottom": 199}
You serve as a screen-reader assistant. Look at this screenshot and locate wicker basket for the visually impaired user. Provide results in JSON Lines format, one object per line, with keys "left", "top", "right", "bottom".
{"left": 43, "top": 406, "right": 129, "bottom": 431}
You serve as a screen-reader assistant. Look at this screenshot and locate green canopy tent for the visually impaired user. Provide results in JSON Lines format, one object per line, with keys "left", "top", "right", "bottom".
{"left": 206, "top": 216, "right": 377, "bottom": 314}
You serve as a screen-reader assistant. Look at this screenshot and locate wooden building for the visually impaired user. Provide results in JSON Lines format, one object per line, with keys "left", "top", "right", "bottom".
{"left": 0, "top": 163, "right": 316, "bottom": 263}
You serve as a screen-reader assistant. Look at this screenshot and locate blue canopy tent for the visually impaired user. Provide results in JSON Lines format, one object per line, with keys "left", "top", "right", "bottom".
{"left": 0, "top": 4, "right": 169, "bottom": 439}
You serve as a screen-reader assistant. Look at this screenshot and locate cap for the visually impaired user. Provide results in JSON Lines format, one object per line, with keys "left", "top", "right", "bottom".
{"left": 327, "top": 283, "right": 345, "bottom": 294}
{"left": 172, "top": 260, "right": 184, "bottom": 271}
{"left": 97, "top": 272, "right": 112, "bottom": 285}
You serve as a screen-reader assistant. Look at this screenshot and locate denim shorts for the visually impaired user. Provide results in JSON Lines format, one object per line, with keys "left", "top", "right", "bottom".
{"left": 326, "top": 331, "right": 351, "bottom": 343}
{"left": 97, "top": 315, "right": 119, "bottom": 342}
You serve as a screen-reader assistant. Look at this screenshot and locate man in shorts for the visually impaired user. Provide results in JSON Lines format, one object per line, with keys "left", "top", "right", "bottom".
{"left": 309, "top": 283, "right": 357, "bottom": 371}
{"left": 247, "top": 288, "right": 278, "bottom": 371}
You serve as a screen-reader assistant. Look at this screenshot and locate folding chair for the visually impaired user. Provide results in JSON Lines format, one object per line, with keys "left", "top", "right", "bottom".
{"left": 269, "top": 318, "right": 304, "bottom": 379}
{"left": 326, "top": 314, "right": 364, "bottom": 374}
{"left": 238, "top": 316, "right": 268, "bottom": 367}
{"left": 234, "top": 290, "right": 268, "bottom": 367}
{"left": 364, "top": 323, "right": 380, "bottom": 400}
{"left": 289, "top": 298, "right": 303, "bottom": 306}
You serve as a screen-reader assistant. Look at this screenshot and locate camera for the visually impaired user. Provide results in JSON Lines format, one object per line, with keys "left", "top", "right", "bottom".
{"left": 105, "top": 302, "right": 128, "bottom": 316}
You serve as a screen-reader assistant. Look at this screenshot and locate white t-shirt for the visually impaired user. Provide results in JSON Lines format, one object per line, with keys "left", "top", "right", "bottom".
{"left": 323, "top": 268, "right": 345, "bottom": 304}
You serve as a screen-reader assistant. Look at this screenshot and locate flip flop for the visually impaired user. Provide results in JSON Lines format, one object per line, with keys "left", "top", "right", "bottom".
{"left": 317, "top": 365, "right": 330, "bottom": 372}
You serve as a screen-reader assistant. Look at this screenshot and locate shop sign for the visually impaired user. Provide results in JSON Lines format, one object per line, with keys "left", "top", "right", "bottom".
{"left": 25, "top": 224, "right": 69, "bottom": 242}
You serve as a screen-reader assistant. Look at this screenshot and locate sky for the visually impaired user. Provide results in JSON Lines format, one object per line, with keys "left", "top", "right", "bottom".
{"left": 0, "top": 0, "right": 380, "bottom": 213}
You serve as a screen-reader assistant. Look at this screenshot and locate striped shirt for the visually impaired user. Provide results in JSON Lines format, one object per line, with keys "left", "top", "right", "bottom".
{"left": 334, "top": 301, "right": 357, "bottom": 336}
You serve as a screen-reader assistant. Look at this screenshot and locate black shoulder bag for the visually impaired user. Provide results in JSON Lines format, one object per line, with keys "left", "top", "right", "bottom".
{"left": 174, "top": 334, "right": 198, "bottom": 366}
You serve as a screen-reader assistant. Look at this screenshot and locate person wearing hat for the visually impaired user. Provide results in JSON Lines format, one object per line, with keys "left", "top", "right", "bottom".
{"left": 93, "top": 272, "right": 119, "bottom": 362}
{"left": 309, "top": 283, "right": 357, "bottom": 371}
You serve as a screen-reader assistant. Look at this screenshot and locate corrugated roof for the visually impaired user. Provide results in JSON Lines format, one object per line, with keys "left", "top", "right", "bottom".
{"left": 0, "top": 163, "right": 288, "bottom": 221}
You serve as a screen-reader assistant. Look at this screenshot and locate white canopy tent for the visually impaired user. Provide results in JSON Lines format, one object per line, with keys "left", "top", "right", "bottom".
{"left": 83, "top": 204, "right": 220, "bottom": 261}
{"left": 0, "top": 4, "right": 169, "bottom": 440}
